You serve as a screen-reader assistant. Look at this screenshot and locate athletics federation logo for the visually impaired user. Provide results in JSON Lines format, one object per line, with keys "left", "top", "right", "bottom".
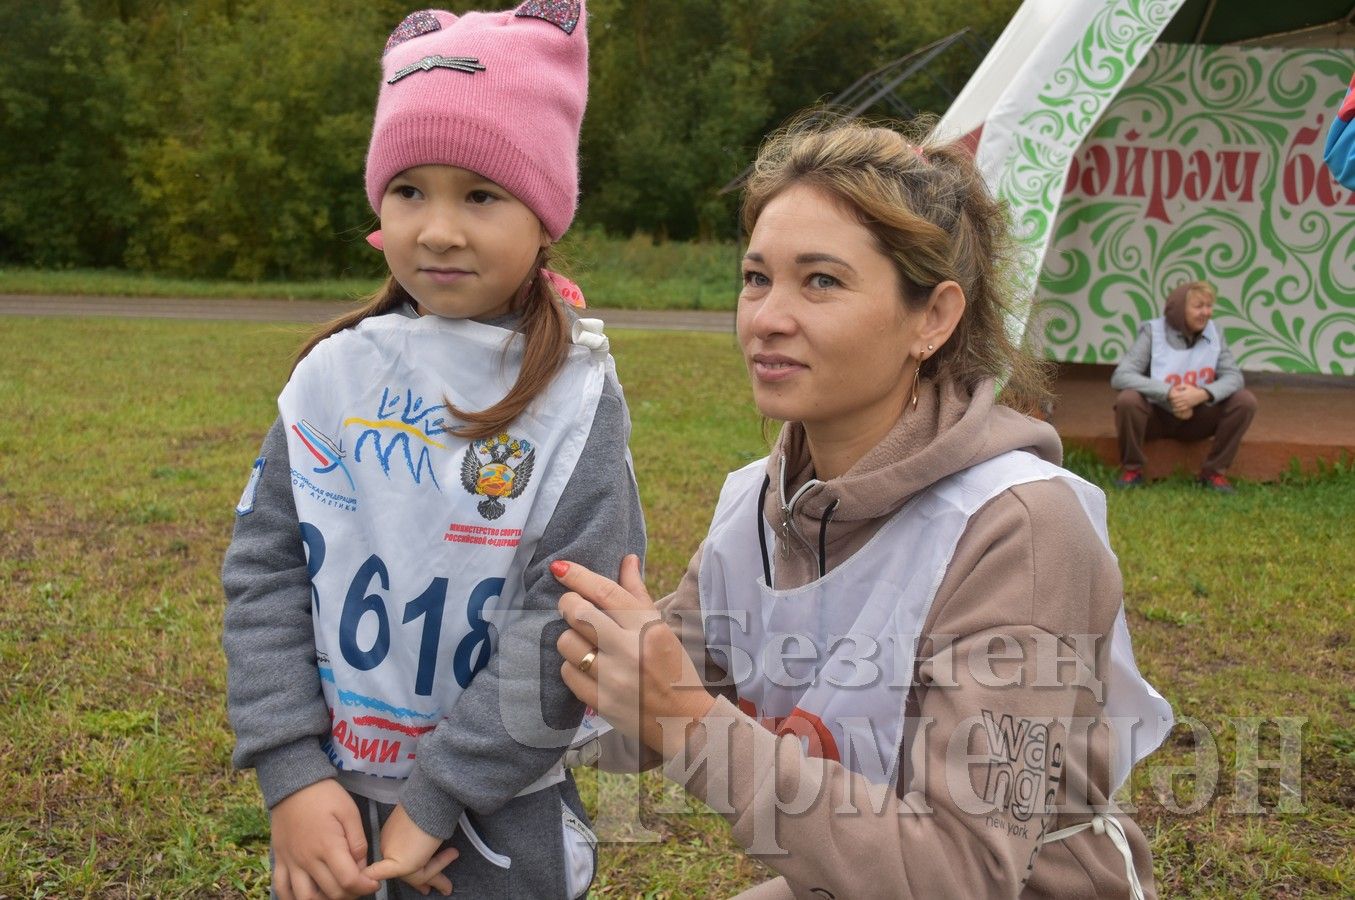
{"left": 461, "top": 433, "right": 535, "bottom": 520}
{"left": 293, "top": 419, "right": 355, "bottom": 491}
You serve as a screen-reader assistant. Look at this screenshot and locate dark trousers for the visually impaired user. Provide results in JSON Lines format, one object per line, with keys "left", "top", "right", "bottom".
{"left": 1114, "top": 388, "right": 1258, "bottom": 474}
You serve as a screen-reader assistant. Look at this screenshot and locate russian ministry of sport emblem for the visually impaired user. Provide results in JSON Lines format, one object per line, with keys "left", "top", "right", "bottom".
{"left": 460, "top": 433, "right": 535, "bottom": 520}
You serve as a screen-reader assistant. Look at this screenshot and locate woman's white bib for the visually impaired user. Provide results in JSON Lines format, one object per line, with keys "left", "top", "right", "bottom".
{"left": 699, "top": 449, "right": 1173, "bottom": 792}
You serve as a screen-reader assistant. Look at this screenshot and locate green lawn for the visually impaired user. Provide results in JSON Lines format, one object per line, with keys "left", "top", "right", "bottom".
{"left": 0, "top": 317, "right": 1351, "bottom": 897}
{"left": 0, "top": 229, "right": 743, "bottom": 312}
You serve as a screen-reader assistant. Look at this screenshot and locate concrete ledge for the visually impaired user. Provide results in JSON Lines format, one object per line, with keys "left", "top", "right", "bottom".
{"left": 1048, "top": 363, "right": 1355, "bottom": 481}
{"left": 1063, "top": 434, "right": 1352, "bottom": 481}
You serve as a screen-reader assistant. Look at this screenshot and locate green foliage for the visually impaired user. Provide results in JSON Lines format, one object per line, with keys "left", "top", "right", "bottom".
{"left": 0, "top": 1, "right": 139, "bottom": 267}
{"left": 581, "top": 0, "right": 1021, "bottom": 240}
{"left": 0, "top": 0, "right": 1020, "bottom": 277}
{"left": 124, "top": 0, "right": 395, "bottom": 278}
{"left": 559, "top": 226, "right": 742, "bottom": 307}
{"left": 0, "top": 264, "right": 385, "bottom": 300}
{"left": 581, "top": 0, "right": 774, "bottom": 239}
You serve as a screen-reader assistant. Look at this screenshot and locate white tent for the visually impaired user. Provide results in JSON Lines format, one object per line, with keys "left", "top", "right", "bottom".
{"left": 938, "top": 0, "right": 1355, "bottom": 375}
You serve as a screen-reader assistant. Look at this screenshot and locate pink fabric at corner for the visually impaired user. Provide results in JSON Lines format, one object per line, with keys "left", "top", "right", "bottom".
{"left": 542, "top": 268, "right": 585, "bottom": 307}
{"left": 364, "top": 4, "right": 589, "bottom": 240}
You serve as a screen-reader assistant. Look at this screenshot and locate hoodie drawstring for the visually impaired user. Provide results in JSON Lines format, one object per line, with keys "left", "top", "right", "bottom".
{"left": 757, "top": 475, "right": 773, "bottom": 585}
{"left": 817, "top": 499, "right": 839, "bottom": 579}
{"left": 1041, "top": 814, "right": 1145, "bottom": 900}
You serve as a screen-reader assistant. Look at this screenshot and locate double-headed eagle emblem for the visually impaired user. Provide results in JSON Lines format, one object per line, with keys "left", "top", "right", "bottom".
{"left": 460, "top": 433, "right": 535, "bottom": 520}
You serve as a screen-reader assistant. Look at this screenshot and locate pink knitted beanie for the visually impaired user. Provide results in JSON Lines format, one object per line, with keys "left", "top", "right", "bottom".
{"left": 365, "top": 2, "right": 588, "bottom": 240}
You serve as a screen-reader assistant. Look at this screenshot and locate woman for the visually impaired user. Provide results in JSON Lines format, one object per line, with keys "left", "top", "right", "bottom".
{"left": 550, "top": 119, "right": 1173, "bottom": 899}
{"left": 1110, "top": 280, "right": 1257, "bottom": 493}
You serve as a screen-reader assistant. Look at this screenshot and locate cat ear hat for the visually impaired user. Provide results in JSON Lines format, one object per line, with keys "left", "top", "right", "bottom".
{"left": 364, "top": 2, "right": 588, "bottom": 242}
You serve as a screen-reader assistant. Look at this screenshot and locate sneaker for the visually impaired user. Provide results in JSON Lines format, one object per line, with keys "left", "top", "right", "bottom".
{"left": 1115, "top": 466, "right": 1145, "bottom": 488}
{"left": 1197, "top": 470, "right": 1235, "bottom": 493}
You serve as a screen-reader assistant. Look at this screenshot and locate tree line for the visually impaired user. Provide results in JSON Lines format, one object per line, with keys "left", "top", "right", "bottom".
{"left": 0, "top": 0, "right": 1017, "bottom": 279}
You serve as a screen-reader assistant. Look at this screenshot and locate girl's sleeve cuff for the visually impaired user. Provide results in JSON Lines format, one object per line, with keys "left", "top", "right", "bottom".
{"left": 255, "top": 738, "right": 340, "bottom": 809}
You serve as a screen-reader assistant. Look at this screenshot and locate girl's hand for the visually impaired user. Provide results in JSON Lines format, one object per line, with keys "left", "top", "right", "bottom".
{"left": 553, "top": 554, "right": 716, "bottom": 757}
{"left": 362, "top": 805, "right": 458, "bottom": 896}
{"left": 270, "top": 779, "right": 380, "bottom": 900}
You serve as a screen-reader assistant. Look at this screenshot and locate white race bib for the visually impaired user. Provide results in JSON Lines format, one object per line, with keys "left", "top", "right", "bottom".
{"left": 279, "top": 313, "right": 606, "bottom": 782}
{"left": 699, "top": 450, "right": 1173, "bottom": 792}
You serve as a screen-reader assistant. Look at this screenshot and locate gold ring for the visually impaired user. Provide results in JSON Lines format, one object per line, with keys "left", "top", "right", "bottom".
{"left": 576, "top": 650, "right": 598, "bottom": 674}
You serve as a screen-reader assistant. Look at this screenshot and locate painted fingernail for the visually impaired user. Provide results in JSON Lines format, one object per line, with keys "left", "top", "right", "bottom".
{"left": 550, "top": 560, "right": 570, "bottom": 578}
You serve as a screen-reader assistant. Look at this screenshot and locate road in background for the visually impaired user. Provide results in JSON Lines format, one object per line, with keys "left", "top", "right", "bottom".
{"left": 0, "top": 294, "right": 735, "bottom": 333}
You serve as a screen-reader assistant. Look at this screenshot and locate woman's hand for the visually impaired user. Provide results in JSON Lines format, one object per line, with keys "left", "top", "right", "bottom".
{"left": 362, "top": 805, "right": 458, "bottom": 896}
{"left": 553, "top": 554, "right": 716, "bottom": 757}
{"left": 270, "top": 779, "right": 380, "bottom": 900}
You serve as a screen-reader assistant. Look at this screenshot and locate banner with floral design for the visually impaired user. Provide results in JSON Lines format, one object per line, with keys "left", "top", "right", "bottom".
{"left": 1036, "top": 43, "right": 1355, "bottom": 374}
{"left": 977, "top": 0, "right": 1187, "bottom": 354}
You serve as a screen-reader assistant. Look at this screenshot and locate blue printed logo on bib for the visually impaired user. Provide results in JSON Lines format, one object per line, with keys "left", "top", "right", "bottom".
{"left": 291, "top": 420, "right": 358, "bottom": 512}
{"left": 347, "top": 387, "right": 451, "bottom": 490}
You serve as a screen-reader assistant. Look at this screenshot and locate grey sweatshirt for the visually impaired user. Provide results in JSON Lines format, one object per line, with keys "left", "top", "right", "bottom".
{"left": 223, "top": 307, "right": 645, "bottom": 840}
{"left": 1110, "top": 319, "right": 1244, "bottom": 409}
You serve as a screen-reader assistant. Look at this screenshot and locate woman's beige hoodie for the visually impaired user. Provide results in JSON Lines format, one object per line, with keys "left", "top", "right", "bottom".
{"left": 604, "top": 375, "right": 1160, "bottom": 899}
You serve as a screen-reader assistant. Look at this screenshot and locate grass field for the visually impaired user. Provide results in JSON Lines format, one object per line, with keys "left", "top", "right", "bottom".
{"left": 0, "top": 316, "right": 1351, "bottom": 897}
{"left": 0, "top": 230, "right": 743, "bottom": 312}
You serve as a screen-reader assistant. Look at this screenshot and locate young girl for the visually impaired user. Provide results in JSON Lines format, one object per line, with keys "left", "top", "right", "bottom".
{"left": 223, "top": 3, "right": 640, "bottom": 897}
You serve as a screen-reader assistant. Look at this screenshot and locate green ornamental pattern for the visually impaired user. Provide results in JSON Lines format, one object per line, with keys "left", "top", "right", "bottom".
{"left": 994, "top": 0, "right": 1186, "bottom": 351}
{"left": 1037, "top": 44, "right": 1355, "bottom": 374}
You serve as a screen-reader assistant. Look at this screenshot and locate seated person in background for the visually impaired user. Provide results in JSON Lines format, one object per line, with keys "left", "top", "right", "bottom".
{"left": 1111, "top": 280, "right": 1257, "bottom": 492}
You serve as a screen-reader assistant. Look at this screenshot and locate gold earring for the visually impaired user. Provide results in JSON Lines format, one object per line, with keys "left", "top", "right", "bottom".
{"left": 911, "top": 345, "right": 935, "bottom": 408}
